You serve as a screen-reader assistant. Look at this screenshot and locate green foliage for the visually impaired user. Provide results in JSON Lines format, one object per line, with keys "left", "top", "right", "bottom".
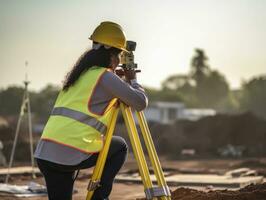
{"left": 158, "top": 49, "right": 234, "bottom": 110}
{"left": 239, "top": 75, "right": 266, "bottom": 119}
{"left": 215, "top": 91, "right": 239, "bottom": 112}
{"left": 0, "top": 84, "right": 59, "bottom": 123}
{"left": 144, "top": 87, "right": 183, "bottom": 102}
{"left": 0, "top": 52, "right": 265, "bottom": 122}
{"left": 190, "top": 49, "right": 230, "bottom": 108}
{"left": 162, "top": 75, "right": 190, "bottom": 90}
{"left": 31, "top": 84, "right": 60, "bottom": 122}
{"left": 0, "top": 86, "right": 25, "bottom": 115}
{"left": 160, "top": 75, "right": 197, "bottom": 106}
{"left": 195, "top": 70, "right": 230, "bottom": 108}
{"left": 191, "top": 48, "right": 210, "bottom": 84}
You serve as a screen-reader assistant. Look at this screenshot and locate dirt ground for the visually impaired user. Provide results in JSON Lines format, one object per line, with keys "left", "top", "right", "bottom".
{"left": 2, "top": 180, "right": 266, "bottom": 200}
{"left": 1, "top": 156, "right": 266, "bottom": 200}
{"left": 0, "top": 174, "right": 149, "bottom": 200}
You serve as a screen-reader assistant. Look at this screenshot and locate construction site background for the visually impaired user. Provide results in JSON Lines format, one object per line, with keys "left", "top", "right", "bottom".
{"left": 0, "top": 49, "right": 266, "bottom": 199}
{"left": 1, "top": 111, "right": 266, "bottom": 164}
{"left": 1, "top": 84, "right": 266, "bottom": 199}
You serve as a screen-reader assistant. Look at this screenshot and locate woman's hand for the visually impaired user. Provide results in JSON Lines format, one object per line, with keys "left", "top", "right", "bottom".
{"left": 115, "top": 68, "right": 141, "bottom": 83}
{"left": 124, "top": 68, "right": 136, "bottom": 81}
{"left": 115, "top": 68, "right": 136, "bottom": 81}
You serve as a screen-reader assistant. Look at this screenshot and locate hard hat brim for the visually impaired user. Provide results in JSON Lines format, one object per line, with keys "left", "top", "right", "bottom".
{"left": 89, "top": 37, "right": 129, "bottom": 52}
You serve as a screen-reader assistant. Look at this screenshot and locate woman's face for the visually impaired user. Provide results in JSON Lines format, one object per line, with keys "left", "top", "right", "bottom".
{"left": 110, "top": 53, "right": 121, "bottom": 71}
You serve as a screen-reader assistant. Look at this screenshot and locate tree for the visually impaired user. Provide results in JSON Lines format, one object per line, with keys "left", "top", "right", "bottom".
{"left": 159, "top": 49, "right": 233, "bottom": 109}
{"left": 240, "top": 75, "right": 266, "bottom": 119}
{"left": 190, "top": 48, "right": 210, "bottom": 85}
{"left": 190, "top": 49, "right": 230, "bottom": 109}
{"left": 144, "top": 87, "right": 184, "bottom": 102}
{"left": 0, "top": 86, "right": 25, "bottom": 116}
{"left": 162, "top": 75, "right": 190, "bottom": 90}
{"left": 31, "top": 84, "right": 60, "bottom": 122}
{"left": 161, "top": 75, "right": 198, "bottom": 106}
{"left": 198, "top": 70, "right": 230, "bottom": 108}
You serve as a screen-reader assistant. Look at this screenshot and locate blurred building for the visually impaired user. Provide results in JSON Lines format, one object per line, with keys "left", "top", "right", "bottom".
{"left": 139, "top": 101, "right": 216, "bottom": 124}
{"left": 179, "top": 108, "right": 217, "bottom": 121}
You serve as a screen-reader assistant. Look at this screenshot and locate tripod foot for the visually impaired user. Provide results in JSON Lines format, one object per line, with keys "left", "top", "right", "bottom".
{"left": 145, "top": 186, "right": 171, "bottom": 199}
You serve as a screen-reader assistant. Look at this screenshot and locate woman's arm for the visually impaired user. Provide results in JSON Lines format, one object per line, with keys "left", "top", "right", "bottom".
{"left": 101, "top": 71, "right": 148, "bottom": 111}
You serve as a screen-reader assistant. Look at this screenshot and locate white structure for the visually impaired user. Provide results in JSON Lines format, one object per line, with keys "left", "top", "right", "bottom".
{"left": 179, "top": 108, "right": 216, "bottom": 121}
{"left": 143, "top": 101, "right": 185, "bottom": 124}
{"left": 139, "top": 101, "right": 216, "bottom": 124}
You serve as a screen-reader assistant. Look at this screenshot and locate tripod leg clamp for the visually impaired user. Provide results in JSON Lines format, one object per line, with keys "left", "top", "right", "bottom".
{"left": 144, "top": 186, "right": 171, "bottom": 199}
{"left": 87, "top": 179, "right": 101, "bottom": 191}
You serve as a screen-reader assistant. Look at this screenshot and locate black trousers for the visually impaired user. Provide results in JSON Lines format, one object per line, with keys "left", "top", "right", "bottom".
{"left": 36, "top": 136, "right": 128, "bottom": 200}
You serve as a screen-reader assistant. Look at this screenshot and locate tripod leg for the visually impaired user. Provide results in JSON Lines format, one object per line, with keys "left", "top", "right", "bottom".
{"left": 26, "top": 92, "right": 36, "bottom": 179}
{"left": 5, "top": 95, "right": 26, "bottom": 183}
{"left": 136, "top": 112, "right": 171, "bottom": 200}
{"left": 86, "top": 108, "right": 119, "bottom": 200}
{"left": 120, "top": 103, "right": 155, "bottom": 198}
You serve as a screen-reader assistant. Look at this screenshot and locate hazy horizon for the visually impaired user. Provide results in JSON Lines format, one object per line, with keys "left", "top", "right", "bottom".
{"left": 0, "top": 0, "right": 265, "bottom": 91}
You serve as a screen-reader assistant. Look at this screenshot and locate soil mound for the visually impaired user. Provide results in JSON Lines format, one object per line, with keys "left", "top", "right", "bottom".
{"left": 137, "top": 183, "right": 266, "bottom": 200}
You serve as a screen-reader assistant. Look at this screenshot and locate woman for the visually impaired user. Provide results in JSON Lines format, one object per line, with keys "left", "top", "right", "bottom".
{"left": 34, "top": 21, "right": 148, "bottom": 200}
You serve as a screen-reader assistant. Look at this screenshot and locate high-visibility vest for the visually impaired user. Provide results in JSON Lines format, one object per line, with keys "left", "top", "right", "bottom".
{"left": 41, "top": 66, "right": 118, "bottom": 154}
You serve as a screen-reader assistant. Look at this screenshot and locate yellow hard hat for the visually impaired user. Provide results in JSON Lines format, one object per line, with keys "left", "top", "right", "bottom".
{"left": 89, "top": 21, "right": 128, "bottom": 52}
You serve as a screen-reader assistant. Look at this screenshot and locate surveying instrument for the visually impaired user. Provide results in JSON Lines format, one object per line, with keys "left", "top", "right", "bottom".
{"left": 5, "top": 61, "right": 36, "bottom": 183}
{"left": 86, "top": 41, "right": 171, "bottom": 200}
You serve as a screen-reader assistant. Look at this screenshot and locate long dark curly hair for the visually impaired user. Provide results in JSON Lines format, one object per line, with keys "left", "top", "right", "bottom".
{"left": 63, "top": 45, "right": 121, "bottom": 91}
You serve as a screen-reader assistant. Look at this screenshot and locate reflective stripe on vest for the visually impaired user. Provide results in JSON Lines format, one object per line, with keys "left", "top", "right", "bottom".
{"left": 41, "top": 66, "right": 114, "bottom": 153}
{"left": 51, "top": 107, "right": 107, "bottom": 134}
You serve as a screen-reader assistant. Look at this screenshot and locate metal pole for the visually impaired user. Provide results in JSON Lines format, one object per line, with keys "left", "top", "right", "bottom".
{"left": 5, "top": 94, "right": 26, "bottom": 183}
{"left": 25, "top": 82, "right": 36, "bottom": 179}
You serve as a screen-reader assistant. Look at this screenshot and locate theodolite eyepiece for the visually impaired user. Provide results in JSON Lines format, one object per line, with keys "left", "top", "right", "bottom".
{"left": 126, "top": 41, "right": 136, "bottom": 51}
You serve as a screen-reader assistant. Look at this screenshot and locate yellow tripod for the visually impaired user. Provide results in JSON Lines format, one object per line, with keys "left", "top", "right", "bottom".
{"left": 86, "top": 102, "right": 171, "bottom": 200}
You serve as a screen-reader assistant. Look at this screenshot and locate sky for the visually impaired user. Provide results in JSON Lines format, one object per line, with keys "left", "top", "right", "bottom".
{"left": 0, "top": 0, "right": 265, "bottom": 91}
